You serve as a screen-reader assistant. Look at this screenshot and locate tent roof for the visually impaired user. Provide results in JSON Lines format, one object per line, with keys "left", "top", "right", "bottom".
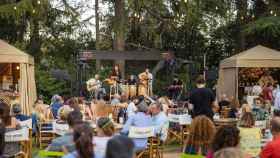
{"left": 0, "top": 40, "right": 34, "bottom": 64}
{"left": 220, "top": 45, "right": 280, "bottom": 68}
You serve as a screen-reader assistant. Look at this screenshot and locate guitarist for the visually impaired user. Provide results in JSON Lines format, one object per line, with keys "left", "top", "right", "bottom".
{"left": 138, "top": 68, "right": 153, "bottom": 96}
{"left": 86, "top": 74, "right": 105, "bottom": 100}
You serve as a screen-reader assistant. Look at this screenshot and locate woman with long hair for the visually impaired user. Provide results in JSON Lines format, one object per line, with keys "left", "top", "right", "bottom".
{"left": 0, "top": 102, "right": 21, "bottom": 157}
{"left": 94, "top": 117, "right": 115, "bottom": 158}
{"left": 206, "top": 125, "right": 240, "bottom": 158}
{"left": 184, "top": 115, "right": 216, "bottom": 156}
{"left": 63, "top": 122, "right": 94, "bottom": 158}
{"left": 239, "top": 112, "right": 261, "bottom": 157}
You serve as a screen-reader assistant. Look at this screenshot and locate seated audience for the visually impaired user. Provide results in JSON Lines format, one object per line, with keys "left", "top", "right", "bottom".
{"left": 0, "top": 122, "right": 5, "bottom": 158}
{"left": 121, "top": 101, "right": 152, "bottom": 151}
{"left": 0, "top": 102, "right": 21, "bottom": 157}
{"left": 50, "top": 95, "right": 63, "bottom": 119}
{"left": 68, "top": 97, "right": 81, "bottom": 111}
{"left": 228, "top": 98, "right": 240, "bottom": 118}
{"left": 48, "top": 110, "right": 83, "bottom": 153}
{"left": 184, "top": 115, "right": 216, "bottom": 156}
{"left": 105, "top": 135, "right": 135, "bottom": 158}
{"left": 214, "top": 147, "right": 245, "bottom": 158}
{"left": 252, "top": 98, "right": 269, "bottom": 121}
{"left": 93, "top": 117, "right": 115, "bottom": 158}
{"left": 218, "top": 94, "right": 231, "bottom": 112}
{"left": 12, "top": 104, "right": 30, "bottom": 121}
{"left": 63, "top": 122, "right": 95, "bottom": 158}
{"left": 126, "top": 96, "right": 138, "bottom": 119}
{"left": 260, "top": 116, "right": 280, "bottom": 158}
{"left": 149, "top": 102, "right": 169, "bottom": 141}
{"left": 111, "top": 94, "right": 121, "bottom": 106}
{"left": 57, "top": 106, "right": 73, "bottom": 124}
{"left": 158, "top": 96, "right": 173, "bottom": 114}
{"left": 206, "top": 125, "right": 240, "bottom": 158}
{"left": 239, "top": 112, "right": 261, "bottom": 157}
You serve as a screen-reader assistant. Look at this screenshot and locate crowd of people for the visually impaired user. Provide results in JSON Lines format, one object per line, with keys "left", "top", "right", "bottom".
{"left": 0, "top": 75, "right": 280, "bottom": 158}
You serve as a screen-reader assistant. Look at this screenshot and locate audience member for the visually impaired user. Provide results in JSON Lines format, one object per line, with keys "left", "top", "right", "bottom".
{"left": 50, "top": 95, "right": 63, "bottom": 119}
{"left": 105, "top": 135, "right": 135, "bottom": 158}
{"left": 63, "top": 122, "right": 95, "bottom": 158}
{"left": 0, "top": 122, "right": 5, "bottom": 158}
{"left": 111, "top": 94, "right": 121, "bottom": 106}
{"left": 0, "top": 102, "right": 20, "bottom": 157}
{"left": 218, "top": 94, "right": 230, "bottom": 112}
{"left": 239, "top": 112, "right": 261, "bottom": 157}
{"left": 126, "top": 96, "right": 138, "bottom": 119}
{"left": 149, "top": 102, "right": 169, "bottom": 141}
{"left": 214, "top": 147, "right": 244, "bottom": 158}
{"left": 206, "top": 125, "right": 240, "bottom": 158}
{"left": 93, "top": 117, "right": 115, "bottom": 158}
{"left": 57, "top": 106, "right": 73, "bottom": 124}
{"left": 189, "top": 76, "right": 217, "bottom": 119}
{"left": 121, "top": 101, "right": 152, "bottom": 151}
{"left": 260, "top": 116, "right": 280, "bottom": 158}
{"left": 48, "top": 110, "right": 83, "bottom": 153}
{"left": 184, "top": 115, "right": 216, "bottom": 156}
{"left": 12, "top": 104, "right": 30, "bottom": 121}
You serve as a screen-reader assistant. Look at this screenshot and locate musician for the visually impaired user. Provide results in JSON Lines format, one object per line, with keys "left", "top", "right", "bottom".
{"left": 138, "top": 68, "right": 153, "bottom": 96}
{"left": 110, "top": 64, "right": 122, "bottom": 82}
{"left": 127, "top": 75, "right": 137, "bottom": 85}
{"left": 109, "top": 65, "right": 122, "bottom": 94}
{"left": 86, "top": 74, "right": 105, "bottom": 100}
{"left": 168, "top": 76, "right": 183, "bottom": 100}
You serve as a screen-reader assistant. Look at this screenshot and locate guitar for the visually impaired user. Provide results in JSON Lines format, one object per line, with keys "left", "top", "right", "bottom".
{"left": 87, "top": 79, "right": 102, "bottom": 92}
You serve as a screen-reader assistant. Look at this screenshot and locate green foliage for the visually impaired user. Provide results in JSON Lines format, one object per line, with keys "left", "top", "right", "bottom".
{"left": 35, "top": 66, "right": 70, "bottom": 103}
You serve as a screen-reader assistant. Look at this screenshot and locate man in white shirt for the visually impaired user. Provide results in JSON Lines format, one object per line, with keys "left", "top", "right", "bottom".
{"left": 126, "top": 96, "right": 138, "bottom": 119}
{"left": 149, "top": 102, "right": 169, "bottom": 141}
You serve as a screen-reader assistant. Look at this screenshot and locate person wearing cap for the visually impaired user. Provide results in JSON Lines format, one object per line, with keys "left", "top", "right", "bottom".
{"left": 12, "top": 104, "right": 30, "bottom": 121}
{"left": 120, "top": 100, "right": 152, "bottom": 151}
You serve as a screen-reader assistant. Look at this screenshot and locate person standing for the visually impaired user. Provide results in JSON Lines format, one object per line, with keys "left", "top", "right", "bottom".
{"left": 189, "top": 76, "right": 217, "bottom": 119}
{"left": 260, "top": 116, "right": 280, "bottom": 158}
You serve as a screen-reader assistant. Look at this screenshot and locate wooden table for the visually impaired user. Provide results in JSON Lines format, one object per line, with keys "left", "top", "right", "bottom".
{"left": 214, "top": 118, "right": 239, "bottom": 127}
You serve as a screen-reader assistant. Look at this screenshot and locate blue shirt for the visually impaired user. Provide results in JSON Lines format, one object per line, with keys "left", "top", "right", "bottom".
{"left": 51, "top": 102, "right": 62, "bottom": 119}
{"left": 151, "top": 112, "right": 169, "bottom": 141}
{"left": 121, "top": 112, "right": 152, "bottom": 150}
{"left": 48, "top": 132, "right": 75, "bottom": 152}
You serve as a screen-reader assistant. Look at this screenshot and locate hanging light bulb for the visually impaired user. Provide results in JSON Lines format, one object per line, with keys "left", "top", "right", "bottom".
{"left": 16, "top": 66, "right": 20, "bottom": 70}
{"left": 14, "top": 6, "right": 17, "bottom": 10}
{"left": 37, "top": 0, "right": 41, "bottom": 5}
{"left": 32, "top": 9, "right": 36, "bottom": 14}
{"left": 215, "top": 6, "right": 218, "bottom": 10}
{"left": 241, "top": 16, "right": 244, "bottom": 20}
{"left": 270, "top": 10, "right": 274, "bottom": 15}
{"left": 252, "top": 14, "right": 255, "bottom": 18}
{"left": 274, "top": 13, "right": 277, "bottom": 17}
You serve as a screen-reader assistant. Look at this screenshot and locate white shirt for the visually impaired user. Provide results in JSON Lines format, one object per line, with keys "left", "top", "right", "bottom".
{"left": 252, "top": 85, "right": 262, "bottom": 96}
{"left": 274, "top": 91, "right": 280, "bottom": 110}
{"left": 126, "top": 102, "right": 137, "bottom": 119}
{"left": 93, "top": 137, "right": 111, "bottom": 158}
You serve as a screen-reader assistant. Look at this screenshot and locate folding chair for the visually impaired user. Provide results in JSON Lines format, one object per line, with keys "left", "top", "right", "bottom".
{"left": 38, "top": 121, "right": 55, "bottom": 149}
{"left": 5, "top": 128, "right": 30, "bottom": 158}
{"left": 38, "top": 150, "right": 64, "bottom": 158}
{"left": 167, "top": 114, "right": 192, "bottom": 145}
{"left": 19, "top": 119, "right": 33, "bottom": 158}
{"left": 52, "top": 122, "right": 69, "bottom": 136}
{"left": 128, "top": 126, "right": 157, "bottom": 158}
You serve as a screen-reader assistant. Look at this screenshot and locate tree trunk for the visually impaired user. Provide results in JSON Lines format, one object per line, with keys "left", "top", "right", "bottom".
{"left": 113, "top": 0, "right": 125, "bottom": 51}
{"left": 235, "top": 0, "right": 248, "bottom": 52}
{"left": 95, "top": 0, "right": 100, "bottom": 50}
{"left": 113, "top": 0, "right": 126, "bottom": 78}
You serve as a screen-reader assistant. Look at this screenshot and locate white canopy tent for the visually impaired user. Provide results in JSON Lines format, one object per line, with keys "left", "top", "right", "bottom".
{"left": 218, "top": 45, "right": 280, "bottom": 100}
{"left": 0, "top": 40, "right": 37, "bottom": 114}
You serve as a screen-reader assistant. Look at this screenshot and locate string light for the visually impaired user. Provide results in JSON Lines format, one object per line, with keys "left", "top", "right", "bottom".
{"left": 14, "top": 6, "right": 17, "bottom": 10}
{"left": 215, "top": 6, "right": 218, "bottom": 10}
{"left": 252, "top": 14, "right": 255, "bottom": 18}
{"left": 37, "top": 0, "right": 41, "bottom": 5}
{"left": 274, "top": 13, "right": 277, "bottom": 17}
{"left": 241, "top": 16, "right": 244, "bottom": 20}
{"left": 32, "top": 9, "right": 36, "bottom": 14}
{"left": 270, "top": 10, "right": 274, "bottom": 15}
